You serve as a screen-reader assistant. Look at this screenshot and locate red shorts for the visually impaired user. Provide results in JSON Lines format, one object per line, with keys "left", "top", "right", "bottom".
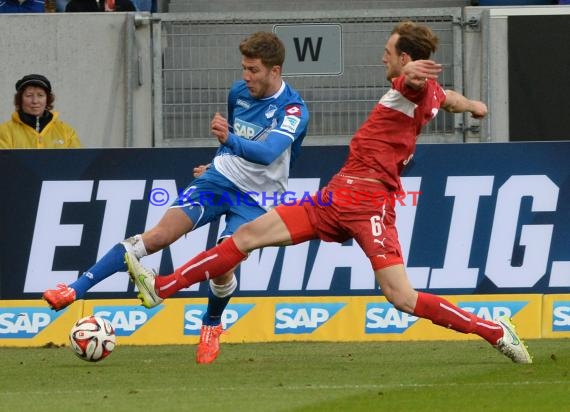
{"left": 275, "top": 174, "right": 404, "bottom": 270}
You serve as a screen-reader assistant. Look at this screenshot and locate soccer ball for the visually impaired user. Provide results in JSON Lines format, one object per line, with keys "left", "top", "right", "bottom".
{"left": 69, "top": 316, "right": 116, "bottom": 362}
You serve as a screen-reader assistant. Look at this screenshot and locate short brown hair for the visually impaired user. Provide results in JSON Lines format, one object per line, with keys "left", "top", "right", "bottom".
{"left": 239, "top": 32, "right": 285, "bottom": 69}
{"left": 14, "top": 87, "right": 55, "bottom": 111}
{"left": 391, "top": 21, "right": 439, "bottom": 61}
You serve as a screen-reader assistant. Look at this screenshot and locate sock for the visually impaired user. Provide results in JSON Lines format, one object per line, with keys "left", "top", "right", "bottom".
{"left": 155, "top": 237, "right": 246, "bottom": 299}
{"left": 202, "top": 275, "right": 238, "bottom": 326}
{"left": 69, "top": 243, "right": 127, "bottom": 298}
{"left": 413, "top": 292, "right": 503, "bottom": 345}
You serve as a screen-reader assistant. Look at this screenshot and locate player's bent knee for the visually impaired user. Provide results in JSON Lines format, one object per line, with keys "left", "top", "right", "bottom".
{"left": 383, "top": 289, "right": 417, "bottom": 314}
{"left": 142, "top": 229, "right": 177, "bottom": 253}
{"left": 233, "top": 224, "right": 259, "bottom": 251}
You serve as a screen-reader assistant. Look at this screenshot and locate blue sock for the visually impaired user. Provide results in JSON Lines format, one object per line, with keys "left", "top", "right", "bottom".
{"left": 69, "top": 243, "right": 127, "bottom": 298}
{"left": 202, "top": 286, "right": 232, "bottom": 326}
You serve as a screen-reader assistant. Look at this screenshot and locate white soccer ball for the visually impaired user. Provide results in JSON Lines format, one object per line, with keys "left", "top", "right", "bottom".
{"left": 69, "top": 315, "right": 116, "bottom": 362}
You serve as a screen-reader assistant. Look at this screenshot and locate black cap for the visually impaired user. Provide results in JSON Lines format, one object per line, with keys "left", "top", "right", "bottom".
{"left": 15, "top": 74, "right": 52, "bottom": 93}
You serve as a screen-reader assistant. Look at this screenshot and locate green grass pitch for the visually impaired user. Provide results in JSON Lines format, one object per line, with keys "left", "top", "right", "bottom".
{"left": 1, "top": 339, "right": 568, "bottom": 412}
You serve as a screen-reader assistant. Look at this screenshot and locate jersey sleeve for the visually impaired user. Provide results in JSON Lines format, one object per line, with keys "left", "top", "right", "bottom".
{"left": 223, "top": 131, "right": 293, "bottom": 165}
{"left": 435, "top": 84, "right": 447, "bottom": 106}
{"left": 222, "top": 101, "right": 309, "bottom": 165}
{"left": 274, "top": 103, "right": 309, "bottom": 143}
{"left": 391, "top": 75, "right": 427, "bottom": 103}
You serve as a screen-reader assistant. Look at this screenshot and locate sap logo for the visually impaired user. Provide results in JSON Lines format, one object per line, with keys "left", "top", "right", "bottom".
{"left": 552, "top": 301, "right": 570, "bottom": 331}
{"left": 274, "top": 303, "right": 345, "bottom": 334}
{"left": 94, "top": 305, "right": 163, "bottom": 337}
{"left": 365, "top": 303, "right": 419, "bottom": 334}
{"left": 183, "top": 304, "right": 254, "bottom": 335}
{"left": 458, "top": 301, "right": 527, "bottom": 321}
{"left": 234, "top": 118, "right": 262, "bottom": 140}
{"left": 0, "top": 308, "right": 60, "bottom": 339}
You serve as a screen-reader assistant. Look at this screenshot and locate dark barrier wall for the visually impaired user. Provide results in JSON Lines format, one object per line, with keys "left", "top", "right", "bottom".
{"left": 1, "top": 142, "right": 570, "bottom": 300}
{"left": 508, "top": 15, "right": 570, "bottom": 141}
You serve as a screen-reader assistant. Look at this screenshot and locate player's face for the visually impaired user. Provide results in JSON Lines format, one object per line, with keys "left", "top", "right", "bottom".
{"left": 382, "top": 33, "right": 405, "bottom": 81}
{"left": 21, "top": 86, "right": 47, "bottom": 116}
{"left": 241, "top": 57, "right": 280, "bottom": 99}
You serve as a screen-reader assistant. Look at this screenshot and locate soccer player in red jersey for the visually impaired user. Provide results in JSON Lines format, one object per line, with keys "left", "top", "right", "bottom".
{"left": 128, "top": 21, "right": 532, "bottom": 363}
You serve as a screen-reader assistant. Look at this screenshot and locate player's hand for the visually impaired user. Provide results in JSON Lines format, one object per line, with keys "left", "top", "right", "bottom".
{"left": 469, "top": 101, "right": 488, "bottom": 119}
{"left": 403, "top": 59, "right": 442, "bottom": 80}
{"left": 193, "top": 164, "right": 210, "bottom": 178}
{"left": 403, "top": 59, "right": 442, "bottom": 89}
{"left": 211, "top": 112, "right": 229, "bottom": 144}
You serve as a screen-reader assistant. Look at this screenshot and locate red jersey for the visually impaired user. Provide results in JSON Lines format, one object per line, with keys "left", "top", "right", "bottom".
{"left": 339, "top": 75, "right": 447, "bottom": 191}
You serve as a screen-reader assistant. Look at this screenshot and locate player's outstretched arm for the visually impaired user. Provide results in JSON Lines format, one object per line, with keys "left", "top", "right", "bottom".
{"left": 442, "top": 89, "right": 488, "bottom": 119}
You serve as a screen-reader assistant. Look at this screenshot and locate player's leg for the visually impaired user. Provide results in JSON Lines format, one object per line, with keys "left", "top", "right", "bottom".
{"left": 350, "top": 191, "right": 503, "bottom": 342}
{"left": 85, "top": 207, "right": 193, "bottom": 292}
{"left": 374, "top": 264, "right": 502, "bottom": 340}
{"left": 43, "top": 207, "right": 194, "bottom": 311}
{"left": 200, "top": 204, "right": 263, "bottom": 324}
{"left": 349, "top": 193, "right": 531, "bottom": 363}
{"left": 374, "top": 264, "right": 531, "bottom": 363}
{"left": 150, "top": 203, "right": 317, "bottom": 299}
{"left": 196, "top": 203, "right": 265, "bottom": 364}
{"left": 124, "top": 208, "right": 196, "bottom": 308}
{"left": 202, "top": 269, "right": 237, "bottom": 329}
{"left": 127, "top": 174, "right": 237, "bottom": 308}
{"left": 44, "top": 173, "right": 219, "bottom": 311}
{"left": 195, "top": 268, "right": 236, "bottom": 365}
{"left": 194, "top": 200, "right": 324, "bottom": 365}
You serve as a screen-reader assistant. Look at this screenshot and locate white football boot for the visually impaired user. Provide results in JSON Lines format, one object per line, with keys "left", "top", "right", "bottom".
{"left": 124, "top": 250, "right": 163, "bottom": 309}
{"left": 494, "top": 315, "right": 532, "bottom": 364}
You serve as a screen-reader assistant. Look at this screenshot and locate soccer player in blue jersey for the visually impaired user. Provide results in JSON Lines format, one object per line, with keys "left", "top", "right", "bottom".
{"left": 43, "top": 31, "right": 310, "bottom": 364}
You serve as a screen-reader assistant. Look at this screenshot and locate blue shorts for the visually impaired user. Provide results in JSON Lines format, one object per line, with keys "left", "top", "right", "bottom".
{"left": 169, "top": 166, "right": 265, "bottom": 238}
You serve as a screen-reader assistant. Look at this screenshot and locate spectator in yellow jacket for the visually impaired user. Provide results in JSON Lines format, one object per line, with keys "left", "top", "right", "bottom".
{"left": 0, "top": 74, "right": 81, "bottom": 149}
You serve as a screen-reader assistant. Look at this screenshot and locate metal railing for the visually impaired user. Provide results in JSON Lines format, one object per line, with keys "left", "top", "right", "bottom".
{"left": 152, "top": 9, "right": 464, "bottom": 147}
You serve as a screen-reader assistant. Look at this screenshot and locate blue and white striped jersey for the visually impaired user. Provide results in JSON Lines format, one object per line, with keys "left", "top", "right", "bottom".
{"left": 213, "top": 80, "right": 309, "bottom": 210}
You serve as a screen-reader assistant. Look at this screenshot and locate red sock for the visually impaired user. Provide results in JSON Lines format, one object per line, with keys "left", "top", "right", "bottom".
{"left": 154, "top": 237, "right": 247, "bottom": 299}
{"left": 413, "top": 292, "right": 503, "bottom": 345}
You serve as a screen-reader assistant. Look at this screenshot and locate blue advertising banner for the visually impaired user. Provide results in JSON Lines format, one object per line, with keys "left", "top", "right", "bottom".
{"left": 1, "top": 142, "right": 569, "bottom": 300}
